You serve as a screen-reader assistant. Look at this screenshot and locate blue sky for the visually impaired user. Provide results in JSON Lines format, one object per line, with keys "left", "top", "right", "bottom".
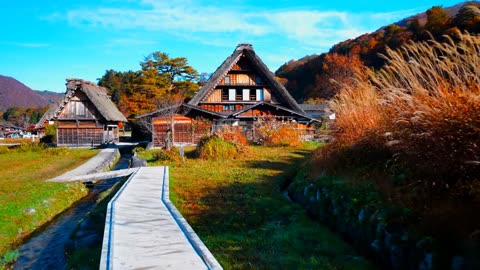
{"left": 0, "top": 0, "right": 463, "bottom": 92}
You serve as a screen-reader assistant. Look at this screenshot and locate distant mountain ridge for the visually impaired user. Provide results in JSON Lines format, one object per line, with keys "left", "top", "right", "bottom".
{"left": 35, "top": 90, "right": 64, "bottom": 105}
{"left": 0, "top": 75, "right": 63, "bottom": 112}
{"left": 394, "top": 1, "right": 466, "bottom": 28}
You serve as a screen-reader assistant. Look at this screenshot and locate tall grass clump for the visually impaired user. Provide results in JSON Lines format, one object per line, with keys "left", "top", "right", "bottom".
{"left": 152, "top": 146, "right": 182, "bottom": 162}
{"left": 323, "top": 31, "right": 480, "bottom": 198}
{"left": 255, "top": 117, "right": 302, "bottom": 147}
{"left": 196, "top": 136, "right": 239, "bottom": 160}
{"left": 213, "top": 125, "right": 248, "bottom": 150}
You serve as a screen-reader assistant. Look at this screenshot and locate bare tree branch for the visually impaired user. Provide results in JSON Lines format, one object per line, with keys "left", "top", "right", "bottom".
{"left": 136, "top": 91, "right": 184, "bottom": 149}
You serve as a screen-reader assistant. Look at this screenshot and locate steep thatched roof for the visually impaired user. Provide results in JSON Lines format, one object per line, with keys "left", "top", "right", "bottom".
{"left": 188, "top": 44, "right": 304, "bottom": 114}
{"left": 35, "top": 105, "right": 58, "bottom": 129}
{"left": 66, "top": 79, "right": 127, "bottom": 122}
{"left": 35, "top": 79, "right": 127, "bottom": 128}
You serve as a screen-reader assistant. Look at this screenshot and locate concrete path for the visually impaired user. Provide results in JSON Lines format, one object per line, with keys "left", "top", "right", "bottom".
{"left": 46, "top": 148, "right": 120, "bottom": 182}
{"left": 47, "top": 168, "right": 139, "bottom": 183}
{"left": 0, "top": 143, "right": 21, "bottom": 146}
{"left": 100, "top": 166, "right": 222, "bottom": 270}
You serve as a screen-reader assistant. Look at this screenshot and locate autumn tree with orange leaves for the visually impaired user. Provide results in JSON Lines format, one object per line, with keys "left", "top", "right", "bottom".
{"left": 310, "top": 53, "right": 366, "bottom": 102}
{"left": 98, "top": 52, "right": 199, "bottom": 117}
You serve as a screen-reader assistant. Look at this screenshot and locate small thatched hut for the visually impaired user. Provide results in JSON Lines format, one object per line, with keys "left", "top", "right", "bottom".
{"left": 36, "top": 78, "right": 127, "bottom": 147}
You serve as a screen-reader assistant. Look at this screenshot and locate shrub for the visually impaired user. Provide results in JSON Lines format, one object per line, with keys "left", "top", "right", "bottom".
{"left": 15, "top": 143, "right": 47, "bottom": 152}
{"left": 0, "top": 143, "right": 69, "bottom": 156}
{"left": 213, "top": 125, "right": 248, "bottom": 153}
{"left": 132, "top": 146, "right": 146, "bottom": 154}
{"left": 196, "top": 136, "right": 239, "bottom": 160}
{"left": 255, "top": 117, "right": 302, "bottom": 147}
{"left": 152, "top": 147, "right": 182, "bottom": 162}
{"left": 40, "top": 124, "right": 57, "bottom": 144}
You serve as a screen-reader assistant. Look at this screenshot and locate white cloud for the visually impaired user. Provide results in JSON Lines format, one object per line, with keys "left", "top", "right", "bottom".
{"left": 66, "top": 1, "right": 268, "bottom": 34}
{"left": 14, "top": 43, "right": 50, "bottom": 48}
{"left": 60, "top": 0, "right": 416, "bottom": 51}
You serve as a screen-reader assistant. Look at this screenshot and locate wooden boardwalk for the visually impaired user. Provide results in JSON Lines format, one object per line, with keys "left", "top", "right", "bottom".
{"left": 100, "top": 166, "right": 222, "bottom": 270}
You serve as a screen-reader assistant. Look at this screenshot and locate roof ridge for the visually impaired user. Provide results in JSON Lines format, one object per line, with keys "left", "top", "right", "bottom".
{"left": 235, "top": 43, "right": 253, "bottom": 51}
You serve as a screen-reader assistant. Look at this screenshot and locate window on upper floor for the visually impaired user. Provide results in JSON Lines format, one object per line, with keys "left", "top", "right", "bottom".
{"left": 242, "top": 89, "right": 250, "bottom": 101}
{"left": 228, "top": 89, "right": 236, "bottom": 101}
{"left": 224, "top": 76, "right": 231, "bottom": 84}
{"left": 256, "top": 89, "right": 264, "bottom": 101}
{"left": 76, "top": 101, "right": 86, "bottom": 117}
{"left": 221, "top": 88, "right": 264, "bottom": 101}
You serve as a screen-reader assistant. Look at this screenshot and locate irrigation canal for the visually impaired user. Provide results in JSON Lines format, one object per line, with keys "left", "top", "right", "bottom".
{"left": 13, "top": 145, "right": 133, "bottom": 270}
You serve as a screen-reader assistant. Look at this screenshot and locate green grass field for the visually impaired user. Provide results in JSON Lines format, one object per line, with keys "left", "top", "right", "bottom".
{"left": 139, "top": 144, "right": 374, "bottom": 269}
{"left": 0, "top": 145, "right": 99, "bottom": 258}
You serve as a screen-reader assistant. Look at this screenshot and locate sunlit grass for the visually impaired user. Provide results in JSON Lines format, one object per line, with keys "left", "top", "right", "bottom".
{"left": 139, "top": 143, "right": 374, "bottom": 269}
{"left": 0, "top": 145, "right": 99, "bottom": 257}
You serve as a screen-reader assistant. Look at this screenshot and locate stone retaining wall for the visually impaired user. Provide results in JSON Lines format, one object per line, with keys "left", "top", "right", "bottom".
{"left": 287, "top": 176, "right": 472, "bottom": 270}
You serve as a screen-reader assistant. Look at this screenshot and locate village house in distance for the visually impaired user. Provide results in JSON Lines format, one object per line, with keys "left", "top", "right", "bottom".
{"left": 36, "top": 79, "right": 127, "bottom": 147}
{"left": 138, "top": 43, "right": 320, "bottom": 148}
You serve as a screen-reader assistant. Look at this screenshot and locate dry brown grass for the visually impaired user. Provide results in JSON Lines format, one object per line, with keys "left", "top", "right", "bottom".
{"left": 0, "top": 138, "right": 39, "bottom": 144}
{"left": 255, "top": 117, "right": 302, "bottom": 147}
{"left": 212, "top": 125, "right": 248, "bottom": 148}
{"left": 325, "top": 31, "right": 480, "bottom": 195}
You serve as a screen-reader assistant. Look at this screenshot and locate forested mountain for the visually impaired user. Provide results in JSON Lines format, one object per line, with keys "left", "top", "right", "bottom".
{"left": 275, "top": 1, "right": 480, "bottom": 103}
{"left": 35, "top": 90, "right": 63, "bottom": 105}
{"left": 0, "top": 75, "right": 50, "bottom": 112}
{"left": 0, "top": 75, "right": 63, "bottom": 128}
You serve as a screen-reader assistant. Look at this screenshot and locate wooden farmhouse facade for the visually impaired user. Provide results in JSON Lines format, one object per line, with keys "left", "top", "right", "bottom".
{"left": 138, "top": 44, "right": 319, "bottom": 148}
{"left": 36, "top": 79, "right": 127, "bottom": 147}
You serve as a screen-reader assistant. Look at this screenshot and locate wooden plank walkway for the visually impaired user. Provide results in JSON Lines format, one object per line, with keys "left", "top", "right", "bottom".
{"left": 100, "top": 166, "right": 222, "bottom": 270}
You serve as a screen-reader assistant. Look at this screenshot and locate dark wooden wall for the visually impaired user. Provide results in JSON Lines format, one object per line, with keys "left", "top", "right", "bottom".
{"left": 57, "top": 126, "right": 104, "bottom": 147}
{"left": 152, "top": 115, "right": 210, "bottom": 148}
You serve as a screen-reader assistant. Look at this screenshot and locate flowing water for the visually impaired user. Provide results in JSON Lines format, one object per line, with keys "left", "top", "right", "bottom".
{"left": 13, "top": 145, "right": 133, "bottom": 270}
